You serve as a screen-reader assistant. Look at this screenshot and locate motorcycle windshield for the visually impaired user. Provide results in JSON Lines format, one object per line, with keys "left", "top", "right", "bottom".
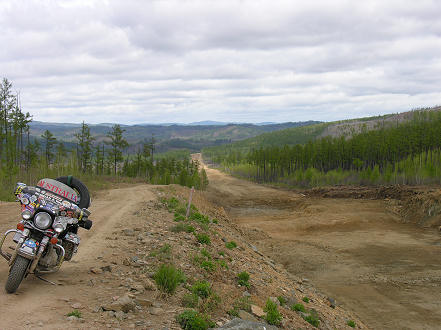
{"left": 37, "top": 178, "right": 79, "bottom": 204}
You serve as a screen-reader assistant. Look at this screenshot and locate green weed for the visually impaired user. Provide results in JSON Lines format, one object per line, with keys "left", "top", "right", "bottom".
{"left": 67, "top": 310, "right": 82, "bottom": 318}
{"left": 237, "top": 271, "right": 250, "bottom": 288}
{"left": 171, "top": 223, "right": 195, "bottom": 233}
{"left": 176, "top": 309, "right": 214, "bottom": 330}
{"left": 291, "top": 303, "right": 305, "bottom": 312}
{"left": 154, "top": 264, "right": 185, "bottom": 294}
{"left": 225, "top": 241, "right": 237, "bottom": 249}
{"left": 303, "top": 309, "right": 320, "bottom": 327}
{"left": 264, "top": 299, "right": 282, "bottom": 326}
{"left": 195, "top": 233, "right": 211, "bottom": 245}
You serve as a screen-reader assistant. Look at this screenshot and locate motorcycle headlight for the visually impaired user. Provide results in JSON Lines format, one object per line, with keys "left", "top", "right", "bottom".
{"left": 53, "top": 222, "right": 66, "bottom": 233}
{"left": 22, "top": 210, "right": 32, "bottom": 220}
{"left": 34, "top": 212, "right": 52, "bottom": 230}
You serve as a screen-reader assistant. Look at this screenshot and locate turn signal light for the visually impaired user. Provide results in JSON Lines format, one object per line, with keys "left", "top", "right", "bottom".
{"left": 50, "top": 237, "right": 58, "bottom": 245}
{"left": 17, "top": 223, "right": 25, "bottom": 231}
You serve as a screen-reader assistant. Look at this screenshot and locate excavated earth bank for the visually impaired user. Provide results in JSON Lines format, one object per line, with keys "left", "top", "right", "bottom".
{"left": 201, "top": 160, "right": 441, "bottom": 330}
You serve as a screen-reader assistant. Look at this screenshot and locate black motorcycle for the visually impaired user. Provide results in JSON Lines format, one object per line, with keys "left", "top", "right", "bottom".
{"left": 0, "top": 176, "right": 92, "bottom": 293}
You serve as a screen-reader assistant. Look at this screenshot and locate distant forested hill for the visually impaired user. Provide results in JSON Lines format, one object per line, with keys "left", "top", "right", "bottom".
{"left": 29, "top": 120, "right": 320, "bottom": 153}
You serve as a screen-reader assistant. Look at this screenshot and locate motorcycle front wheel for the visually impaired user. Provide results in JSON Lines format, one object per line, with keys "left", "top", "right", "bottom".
{"left": 5, "top": 255, "right": 30, "bottom": 293}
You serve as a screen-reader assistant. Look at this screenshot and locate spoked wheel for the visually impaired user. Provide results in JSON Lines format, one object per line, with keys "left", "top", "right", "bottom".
{"left": 5, "top": 255, "right": 30, "bottom": 293}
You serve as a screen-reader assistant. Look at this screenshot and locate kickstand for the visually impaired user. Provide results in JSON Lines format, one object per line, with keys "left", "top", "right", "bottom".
{"left": 34, "top": 274, "right": 57, "bottom": 286}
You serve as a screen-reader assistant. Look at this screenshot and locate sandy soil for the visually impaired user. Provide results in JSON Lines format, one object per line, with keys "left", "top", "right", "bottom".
{"left": 201, "top": 160, "right": 441, "bottom": 330}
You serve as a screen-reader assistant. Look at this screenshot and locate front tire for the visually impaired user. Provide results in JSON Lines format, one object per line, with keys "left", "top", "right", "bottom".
{"left": 5, "top": 256, "right": 30, "bottom": 293}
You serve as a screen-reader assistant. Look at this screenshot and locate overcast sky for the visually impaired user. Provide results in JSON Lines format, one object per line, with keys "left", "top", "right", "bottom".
{"left": 1, "top": 0, "right": 440, "bottom": 124}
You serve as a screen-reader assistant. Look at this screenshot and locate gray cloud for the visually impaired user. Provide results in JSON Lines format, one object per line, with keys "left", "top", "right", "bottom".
{"left": 1, "top": 0, "right": 441, "bottom": 124}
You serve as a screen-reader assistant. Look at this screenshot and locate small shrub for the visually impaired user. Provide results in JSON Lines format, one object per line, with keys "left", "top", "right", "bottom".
{"left": 191, "top": 281, "right": 212, "bottom": 298}
{"left": 67, "top": 310, "right": 82, "bottom": 318}
{"left": 303, "top": 309, "right": 320, "bottom": 327}
{"left": 347, "top": 320, "right": 356, "bottom": 328}
{"left": 176, "top": 309, "right": 214, "bottom": 330}
{"left": 264, "top": 299, "right": 282, "bottom": 326}
{"left": 212, "top": 218, "right": 218, "bottom": 224}
{"left": 302, "top": 296, "right": 310, "bottom": 303}
{"left": 225, "top": 241, "right": 237, "bottom": 249}
{"left": 218, "top": 251, "right": 225, "bottom": 256}
{"left": 154, "top": 264, "right": 185, "bottom": 294}
{"left": 195, "top": 233, "right": 211, "bottom": 245}
{"left": 182, "top": 293, "right": 199, "bottom": 308}
{"left": 237, "top": 271, "right": 250, "bottom": 288}
{"left": 277, "top": 296, "right": 287, "bottom": 306}
{"left": 291, "top": 303, "right": 305, "bottom": 312}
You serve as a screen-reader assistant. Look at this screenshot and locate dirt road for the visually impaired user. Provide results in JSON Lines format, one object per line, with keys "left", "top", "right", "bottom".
{"left": 0, "top": 185, "right": 155, "bottom": 329}
{"left": 202, "top": 162, "right": 441, "bottom": 329}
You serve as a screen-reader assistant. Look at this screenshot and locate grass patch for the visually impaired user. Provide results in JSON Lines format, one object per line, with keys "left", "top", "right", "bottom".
{"left": 216, "top": 259, "right": 228, "bottom": 269}
{"left": 291, "top": 303, "right": 305, "bottom": 312}
{"left": 195, "top": 233, "right": 211, "bottom": 245}
{"left": 166, "top": 197, "right": 180, "bottom": 210}
{"left": 191, "top": 281, "right": 212, "bottom": 298}
{"left": 302, "top": 296, "right": 310, "bottom": 303}
{"left": 171, "top": 223, "right": 195, "bottom": 233}
{"left": 176, "top": 309, "right": 214, "bottom": 330}
{"left": 347, "top": 320, "right": 356, "bottom": 328}
{"left": 174, "top": 214, "right": 186, "bottom": 222}
{"left": 237, "top": 271, "right": 250, "bottom": 288}
{"left": 189, "top": 212, "right": 210, "bottom": 225}
{"left": 228, "top": 296, "right": 251, "bottom": 316}
{"left": 277, "top": 296, "right": 287, "bottom": 306}
{"left": 182, "top": 293, "right": 199, "bottom": 308}
{"left": 193, "top": 251, "right": 217, "bottom": 273}
{"left": 303, "top": 309, "right": 320, "bottom": 327}
{"left": 149, "top": 243, "right": 172, "bottom": 260}
{"left": 264, "top": 298, "right": 282, "bottom": 326}
{"left": 67, "top": 310, "right": 82, "bottom": 318}
{"left": 225, "top": 241, "right": 237, "bottom": 249}
{"left": 154, "top": 264, "right": 185, "bottom": 294}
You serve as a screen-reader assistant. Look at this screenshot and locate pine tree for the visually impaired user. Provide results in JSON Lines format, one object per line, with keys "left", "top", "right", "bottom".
{"left": 106, "top": 124, "right": 129, "bottom": 175}
{"left": 74, "top": 121, "right": 95, "bottom": 173}
{"left": 41, "top": 129, "right": 57, "bottom": 165}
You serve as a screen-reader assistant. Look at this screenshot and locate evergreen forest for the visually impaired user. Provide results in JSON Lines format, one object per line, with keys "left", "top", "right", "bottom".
{"left": 203, "top": 109, "right": 441, "bottom": 187}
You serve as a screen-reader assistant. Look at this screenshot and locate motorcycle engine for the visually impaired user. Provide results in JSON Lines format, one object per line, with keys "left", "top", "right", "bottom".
{"left": 39, "top": 245, "right": 59, "bottom": 268}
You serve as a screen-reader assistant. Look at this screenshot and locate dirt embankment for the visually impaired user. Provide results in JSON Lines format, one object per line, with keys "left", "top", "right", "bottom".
{"left": 305, "top": 185, "right": 441, "bottom": 228}
{"left": 0, "top": 184, "right": 363, "bottom": 329}
{"left": 197, "top": 155, "right": 441, "bottom": 330}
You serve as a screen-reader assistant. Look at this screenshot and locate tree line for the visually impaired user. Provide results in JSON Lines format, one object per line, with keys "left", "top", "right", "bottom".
{"left": 0, "top": 78, "right": 208, "bottom": 200}
{"left": 204, "top": 109, "right": 441, "bottom": 187}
